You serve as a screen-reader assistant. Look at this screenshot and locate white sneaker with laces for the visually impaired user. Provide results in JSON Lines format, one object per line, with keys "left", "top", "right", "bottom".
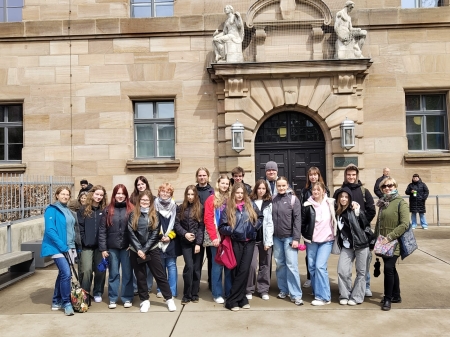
{"left": 261, "top": 294, "right": 270, "bottom": 301}
{"left": 246, "top": 293, "right": 252, "bottom": 300}
{"left": 140, "top": 300, "right": 150, "bottom": 313}
{"left": 108, "top": 302, "right": 116, "bottom": 309}
{"left": 166, "top": 298, "right": 176, "bottom": 312}
{"left": 123, "top": 301, "right": 132, "bottom": 308}
{"left": 94, "top": 296, "right": 102, "bottom": 303}
{"left": 339, "top": 299, "right": 348, "bottom": 305}
{"left": 303, "top": 280, "right": 311, "bottom": 288}
{"left": 347, "top": 300, "right": 357, "bottom": 306}
{"left": 156, "top": 292, "right": 163, "bottom": 298}
{"left": 311, "top": 299, "right": 331, "bottom": 306}
{"left": 213, "top": 296, "right": 225, "bottom": 304}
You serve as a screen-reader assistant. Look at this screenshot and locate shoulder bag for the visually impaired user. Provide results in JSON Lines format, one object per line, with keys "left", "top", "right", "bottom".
{"left": 203, "top": 208, "right": 221, "bottom": 247}
{"left": 214, "top": 235, "right": 237, "bottom": 269}
{"left": 373, "top": 235, "right": 398, "bottom": 258}
{"left": 64, "top": 252, "right": 92, "bottom": 313}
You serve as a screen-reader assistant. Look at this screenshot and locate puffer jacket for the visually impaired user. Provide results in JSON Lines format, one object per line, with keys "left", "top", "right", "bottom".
{"left": 98, "top": 203, "right": 130, "bottom": 251}
{"left": 218, "top": 202, "right": 263, "bottom": 242}
{"left": 174, "top": 204, "right": 205, "bottom": 246}
{"left": 127, "top": 211, "right": 161, "bottom": 253}
{"left": 301, "top": 197, "right": 337, "bottom": 242}
{"left": 77, "top": 205, "right": 104, "bottom": 248}
{"left": 272, "top": 192, "right": 301, "bottom": 241}
{"left": 335, "top": 187, "right": 372, "bottom": 250}
{"left": 375, "top": 196, "right": 409, "bottom": 256}
{"left": 405, "top": 179, "right": 429, "bottom": 213}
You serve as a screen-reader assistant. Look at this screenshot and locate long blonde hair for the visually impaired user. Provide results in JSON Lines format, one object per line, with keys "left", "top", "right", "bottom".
{"left": 130, "top": 190, "right": 158, "bottom": 231}
{"left": 213, "top": 174, "right": 230, "bottom": 209}
{"left": 226, "top": 182, "right": 257, "bottom": 229}
{"left": 83, "top": 185, "right": 108, "bottom": 218}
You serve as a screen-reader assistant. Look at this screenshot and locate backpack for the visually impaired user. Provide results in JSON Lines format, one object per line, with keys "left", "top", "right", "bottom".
{"left": 361, "top": 186, "right": 366, "bottom": 204}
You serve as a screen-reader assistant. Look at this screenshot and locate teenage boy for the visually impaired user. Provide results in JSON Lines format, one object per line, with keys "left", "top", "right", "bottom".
{"left": 230, "top": 166, "right": 252, "bottom": 195}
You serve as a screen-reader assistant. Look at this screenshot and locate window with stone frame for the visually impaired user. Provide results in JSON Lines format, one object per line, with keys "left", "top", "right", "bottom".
{"left": 0, "top": 105, "right": 23, "bottom": 162}
{"left": 405, "top": 94, "right": 448, "bottom": 151}
{"left": 130, "top": 0, "right": 174, "bottom": 18}
{"left": 0, "top": 0, "right": 23, "bottom": 22}
{"left": 133, "top": 101, "right": 175, "bottom": 159}
{"left": 401, "top": 0, "right": 443, "bottom": 7}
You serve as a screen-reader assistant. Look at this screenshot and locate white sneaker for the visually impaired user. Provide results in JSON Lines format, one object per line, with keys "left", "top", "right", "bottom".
{"left": 277, "top": 292, "right": 287, "bottom": 299}
{"left": 347, "top": 300, "right": 357, "bottom": 306}
{"left": 94, "top": 296, "right": 102, "bottom": 303}
{"left": 166, "top": 298, "right": 176, "bottom": 312}
{"left": 365, "top": 288, "right": 373, "bottom": 297}
{"left": 339, "top": 299, "right": 348, "bottom": 305}
{"left": 242, "top": 304, "right": 250, "bottom": 309}
{"left": 311, "top": 299, "right": 331, "bottom": 306}
{"left": 156, "top": 292, "right": 163, "bottom": 298}
{"left": 246, "top": 293, "right": 252, "bottom": 300}
{"left": 303, "top": 280, "right": 311, "bottom": 288}
{"left": 261, "top": 294, "right": 270, "bottom": 301}
{"left": 213, "top": 296, "right": 225, "bottom": 304}
{"left": 140, "top": 300, "right": 150, "bottom": 313}
{"left": 108, "top": 301, "right": 116, "bottom": 309}
{"left": 123, "top": 301, "right": 132, "bottom": 308}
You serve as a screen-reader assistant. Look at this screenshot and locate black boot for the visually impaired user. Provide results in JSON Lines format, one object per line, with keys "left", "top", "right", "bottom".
{"left": 391, "top": 297, "right": 402, "bottom": 303}
{"left": 382, "top": 297, "right": 391, "bottom": 311}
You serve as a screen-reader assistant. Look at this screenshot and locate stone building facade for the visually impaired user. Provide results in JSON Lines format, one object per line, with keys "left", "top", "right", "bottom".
{"left": 1, "top": 0, "right": 449, "bottom": 221}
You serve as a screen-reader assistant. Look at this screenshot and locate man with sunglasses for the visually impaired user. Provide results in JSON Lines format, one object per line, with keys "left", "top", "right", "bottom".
{"left": 334, "top": 164, "right": 375, "bottom": 297}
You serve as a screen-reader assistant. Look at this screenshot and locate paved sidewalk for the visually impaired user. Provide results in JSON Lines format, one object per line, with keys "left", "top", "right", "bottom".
{"left": 1, "top": 227, "right": 449, "bottom": 337}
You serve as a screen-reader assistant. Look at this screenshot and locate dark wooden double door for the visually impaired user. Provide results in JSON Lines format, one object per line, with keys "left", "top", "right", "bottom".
{"left": 254, "top": 112, "right": 326, "bottom": 197}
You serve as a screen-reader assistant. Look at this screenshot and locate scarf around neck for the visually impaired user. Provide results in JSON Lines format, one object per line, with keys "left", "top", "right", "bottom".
{"left": 154, "top": 196, "right": 177, "bottom": 252}
{"left": 376, "top": 190, "right": 399, "bottom": 209}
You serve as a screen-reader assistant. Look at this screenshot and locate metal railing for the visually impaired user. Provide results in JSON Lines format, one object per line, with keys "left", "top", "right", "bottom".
{"left": 0, "top": 174, "right": 74, "bottom": 223}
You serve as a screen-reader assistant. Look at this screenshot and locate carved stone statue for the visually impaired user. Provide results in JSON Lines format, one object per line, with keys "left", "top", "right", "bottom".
{"left": 213, "top": 5, "right": 244, "bottom": 63}
{"left": 334, "top": 1, "right": 367, "bottom": 59}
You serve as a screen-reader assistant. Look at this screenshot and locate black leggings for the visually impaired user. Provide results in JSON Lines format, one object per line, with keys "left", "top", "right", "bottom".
{"left": 382, "top": 255, "right": 400, "bottom": 300}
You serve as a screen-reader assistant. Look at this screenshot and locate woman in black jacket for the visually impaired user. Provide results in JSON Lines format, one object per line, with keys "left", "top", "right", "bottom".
{"left": 174, "top": 185, "right": 205, "bottom": 305}
{"left": 77, "top": 185, "right": 108, "bottom": 303}
{"left": 405, "top": 173, "right": 429, "bottom": 229}
{"left": 128, "top": 190, "right": 176, "bottom": 313}
{"left": 335, "top": 187, "right": 372, "bottom": 306}
{"left": 99, "top": 184, "right": 134, "bottom": 309}
{"left": 219, "top": 182, "right": 263, "bottom": 311}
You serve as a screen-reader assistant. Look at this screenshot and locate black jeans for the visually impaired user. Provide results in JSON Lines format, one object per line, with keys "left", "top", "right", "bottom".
{"left": 225, "top": 240, "right": 255, "bottom": 310}
{"left": 382, "top": 255, "right": 400, "bottom": 300}
{"left": 130, "top": 248, "right": 172, "bottom": 301}
{"left": 181, "top": 241, "right": 204, "bottom": 299}
{"left": 206, "top": 246, "right": 212, "bottom": 290}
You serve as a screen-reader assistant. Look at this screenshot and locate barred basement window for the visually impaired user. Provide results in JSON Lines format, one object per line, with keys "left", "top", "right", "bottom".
{"left": 0, "top": 105, "right": 23, "bottom": 162}
{"left": 134, "top": 101, "right": 175, "bottom": 159}
{"left": 405, "top": 94, "right": 448, "bottom": 151}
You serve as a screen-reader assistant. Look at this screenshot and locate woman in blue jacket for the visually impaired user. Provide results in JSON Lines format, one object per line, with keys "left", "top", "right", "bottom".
{"left": 41, "top": 186, "right": 78, "bottom": 316}
{"left": 219, "top": 182, "right": 263, "bottom": 311}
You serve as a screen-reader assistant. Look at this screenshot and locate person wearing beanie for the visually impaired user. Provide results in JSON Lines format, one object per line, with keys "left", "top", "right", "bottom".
{"left": 265, "top": 161, "right": 279, "bottom": 198}
{"left": 78, "top": 179, "right": 93, "bottom": 197}
{"left": 405, "top": 174, "right": 429, "bottom": 229}
{"left": 333, "top": 164, "right": 375, "bottom": 298}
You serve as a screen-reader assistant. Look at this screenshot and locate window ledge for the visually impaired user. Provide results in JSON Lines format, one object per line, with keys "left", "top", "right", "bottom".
{"left": 0, "top": 163, "right": 27, "bottom": 173}
{"left": 126, "top": 159, "right": 180, "bottom": 170}
{"left": 404, "top": 152, "right": 450, "bottom": 163}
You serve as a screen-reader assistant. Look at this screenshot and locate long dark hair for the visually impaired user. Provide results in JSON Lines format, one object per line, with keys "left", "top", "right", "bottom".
{"left": 130, "top": 176, "right": 152, "bottom": 205}
{"left": 179, "top": 185, "right": 202, "bottom": 222}
{"left": 250, "top": 179, "right": 272, "bottom": 201}
{"left": 305, "top": 166, "right": 326, "bottom": 189}
{"left": 106, "top": 184, "right": 134, "bottom": 226}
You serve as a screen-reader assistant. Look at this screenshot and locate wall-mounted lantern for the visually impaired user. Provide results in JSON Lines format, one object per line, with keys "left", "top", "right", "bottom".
{"left": 340, "top": 118, "right": 355, "bottom": 151}
{"left": 231, "top": 120, "right": 245, "bottom": 153}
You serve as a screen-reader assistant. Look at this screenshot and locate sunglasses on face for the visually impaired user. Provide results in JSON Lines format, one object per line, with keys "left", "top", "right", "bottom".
{"left": 381, "top": 184, "right": 395, "bottom": 189}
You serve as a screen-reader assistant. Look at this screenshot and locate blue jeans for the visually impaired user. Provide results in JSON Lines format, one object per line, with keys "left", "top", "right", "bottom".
{"left": 157, "top": 257, "right": 178, "bottom": 297}
{"left": 210, "top": 246, "right": 232, "bottom": 299}
{"left": 411, "top": 213, "right": 428, "bottom": 228}
{"left": 108, "top": 248, "right": 133, "bottom": 303}
{"left": 133, "top": 266, "right": 153, "bottom": 292}
{"left": 306, "top": 241, "right": 333, "bottom": 302}
{"left": 273, "top": 236, "right": 302, "bottom": 300}
{"left": 53, "top": 257, "right": 72, "bottom": 307}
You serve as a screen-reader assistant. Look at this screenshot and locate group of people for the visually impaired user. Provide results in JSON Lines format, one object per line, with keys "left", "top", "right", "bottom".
{"left": 41, "top": 163, "right": 421, "bottom": 315}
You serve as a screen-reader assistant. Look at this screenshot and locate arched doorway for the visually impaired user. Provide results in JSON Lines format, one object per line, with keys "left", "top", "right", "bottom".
{"left": 255, "top": 112, "right": 326, "bottom": 197}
